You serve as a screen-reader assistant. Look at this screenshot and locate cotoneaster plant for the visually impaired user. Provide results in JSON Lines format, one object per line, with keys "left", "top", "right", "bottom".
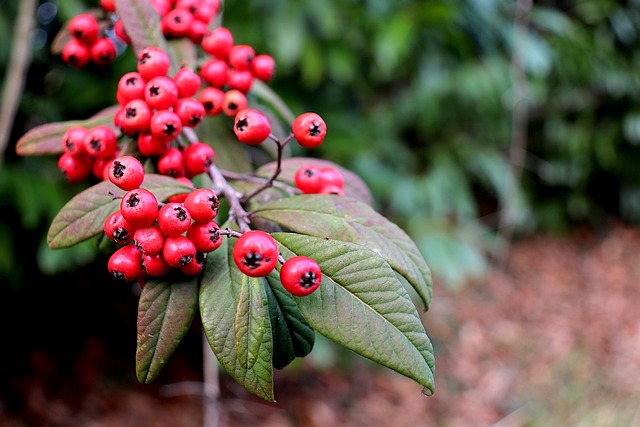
{"left": 16, "top": 0, "right": 435, "bottom": 402}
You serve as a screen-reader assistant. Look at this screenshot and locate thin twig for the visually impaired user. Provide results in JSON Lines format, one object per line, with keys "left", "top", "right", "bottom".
{"left": 221, "top": 169, "right": 296, "bottom": 195}
{"left": 495, "top": 0, "right": 532, "bottom": 267}
{"left": 0, "top": 0, "right": 38, "bottom": 170}
{"left": 241, "top": 136, "right": 291, "bottom": 203}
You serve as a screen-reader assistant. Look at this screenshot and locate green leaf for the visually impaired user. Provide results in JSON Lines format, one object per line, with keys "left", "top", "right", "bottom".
{"left": 47, "top": 174, "right": 192, "bottom": 248}
{"left": 255, "top": 157, "right": 374, "bottom": 206}
{"left": 273, "top": 233, "right": 435, "bottom": 395}
{"left": 200, "top": 235, "right": 274, "bottom": 401}
{"left": 136, "top": 276, "right": 199, "bottom": 383}
{"left": 264, "top": 274, "right": 315, "bottom": 369}
{"left": 253, "top": 195, "right": 432, "bottom": 310}
{"left": 234, "top": 275, "right": 269, "bottom": 369}
{"left": 15, "top": 105, "right": 120, "bottom": 156}
{"left": 114, "top": 0, "right": 178, "bottom": 72}
{"left": 251, "top": 80, "right": 296, "bottom": 125}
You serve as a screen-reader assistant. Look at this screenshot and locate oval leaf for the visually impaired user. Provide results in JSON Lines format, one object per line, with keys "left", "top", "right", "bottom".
{"left": 47, "top": 174, "right": 193, "bottom": 248}
{"left": 253, "top": 195, "right": 432, "bottom": 310}
{"left": 136, "top": 276, "right": 199, "bottom": 383}
{"left": 273, "top": 233, "right": 435, "bottom": 395}
{"left": 200, "top": 235, "right": 274, "bottom": 401}
{"left": 16, "top": 105, "right": 120, "bottom": 156}
{"left": 235, "top": 275, "right": 269, "bottom": 369}
{"left": 255, "top": 157, "right": 374, "bottom": 205}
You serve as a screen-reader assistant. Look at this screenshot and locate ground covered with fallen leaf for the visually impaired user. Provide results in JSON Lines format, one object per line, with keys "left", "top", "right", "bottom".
{"left": 2, "top": 221, "right": 640, "bottom": 426}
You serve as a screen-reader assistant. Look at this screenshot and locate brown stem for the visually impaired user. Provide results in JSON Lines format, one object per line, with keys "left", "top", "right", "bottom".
{"left": 207, "top": 164, "right": 251, "bottom": 233}
{"left": 241, "top": 136, "right": 291, "bottom": 203}
{"left": 221, "top": 169, "right": 297, "bottom": 195}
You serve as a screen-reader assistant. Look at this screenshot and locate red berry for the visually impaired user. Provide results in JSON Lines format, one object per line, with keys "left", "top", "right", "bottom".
{"left": 168, "top": 177, "right": 195, "bottom": 203}
{"left": 222, "top": 90, "right": 248, "bottom": 117}
{"left": 120, "top": 188, "right": 159, "bottom": 226}
{"left": 104, "top": 210, "right": 139, "bottom": 244}
{"left": 137, "top": 131, "right": 169, "bottom": 157}
{"left": 173, "top": 67, "right": 202, "bottom": 98}
{"left": 134, "top": 225, "right": 165, "bottom": 255}
{"left": 117, "top": 72, "right": 146, "bottom": 103}
{"left": 84, "top": 125, "right": 118, "bottom": 158}
{"left": 145, "top": 76, "right": 179, "bottom": 110}
{"left": 114, "top": 19, "right": 131, "bottom": 44}
{"left": 228, "top": 44, "right": 255, "bottom": 70}
{"left": 62, "top": 126, "right": 89, "bottom": 156}
{"left": 58, "top": 152, "right": 91, "bottom": 183}
{"left": 280, "top": 256, "right": 322, "bottom": 296}
{"left": 151, "top": 0, "right": 172, "bottom": 16}
{"left": 174, "top": 97, "right": 205, "bottom": 128}
{"left": 183, "top": 142, "right": 215, "bottom": 176}
{"left": 188, "top": 19, "right": 208, "bottom": 44}
{"left": 227, "top": 69, "right": 254, "bottom": 93}
{"left": 163, "top": 235, "right": 197, "bottom": 268}
{"left": 191, "top": 2, "right": 216, "bottom": 23}
{"left": 199, "top": 87, "right": 225, "bottom": 116}
{"left": 186, "top": 220, "right": 222, "bottom": 253}
{"left": 184, "top": 188, "right": 219, "bottom": 222}
{"left": 161, "top": 8, "right": 194, "bottom": 39}
{"left": 142, "top": 252, "right": 172, "bottom": 276}
{"left": 201, "top": 27, "right": 234, "bottom": 59}
{"left": 120, "top": 99, "right": 152, "bottom": 135}
{"left": 150, "top": 110, "right": 183, "bottom": 140}
{"left": 320, "top": 166, "right": 344, "bottom": 189}
{"left": 137, "top": 46, "right": 171, "bottom": 81}
{"left": 294, "top": 164, "right": 324, "bottom": 194}
{"left": 108, "top": 155, "right": 145, "bottom": 191}
{"left": 292, "top": 112, "right": 327, "bottom": 149}
{"left": 62, "top": 39, "right": 91, "bottom": 68}
{"left": 251, "top": 54, "right": 276, "bottom": 81}
{"left": 108, "top": 244, "right": 142, "bottom": 281}
{"left": 157, "top": 147, "right": 185, "bottom": 177}
{"left": 92, "top": 154, "right": 115, "bottom": 180}
{"left": 90, "top": 37, "right": 117, "bottom": 66}
{"left": 233, "top": 108, "right": 271, "bottom": 145}
{"left": 179, "top": 253, "right": 205, "bottom": 276}
{"left": 232, "top": 230, "right": 279, "bottom": 277}
{"left": 157, "top": 202, "right": 192, "bottom": 236}
{"left": 199, "top": 58, "right": 228, "bottom": 88}
{"left": 318, "top": 185, "right": 345, "bottom": 196}
{"left": 68, "top": 13, "right": 100, "bottom": 46}
{"left": 100, "top": 0, "right": 116, "bottom": 13}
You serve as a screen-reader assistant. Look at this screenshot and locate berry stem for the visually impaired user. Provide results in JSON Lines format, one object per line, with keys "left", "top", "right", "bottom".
{"left": 217, "top": 228, "right": 244, "bottom": 239}
{"left": 221, "top": 169, "right": 296, "bottom": 195}
{"left": 241, "top": 135, "right": 292, "bottom": 203}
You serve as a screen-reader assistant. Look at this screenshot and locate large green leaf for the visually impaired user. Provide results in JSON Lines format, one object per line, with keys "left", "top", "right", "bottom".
{"left": 15, "top": 105, "right": 120, "bottom": 156}
{"left": 47, "top": 174, "right": 192, "bottom": 248}
{"left": 253, "top": 195, "right": 432, "bottom": 310}
{"left": 255, "top": 157, "right": 373, "bottom": 205}
{"left": 136, "top": 276, "right": 199, "bottom": 383}
{"left": 264, "top": 274, "right": 315, "bottom": 369}
{"left": 234, "top": 275, "right": 269, "bottom": 369}
{"left": 199, "top": 236, "right": 274, "bottom": 401}
{"left": 273, "top": 233, "right": 435, "bottom": 395}
{"left": 114, "top": 0, "right": 178, "bottom": 72}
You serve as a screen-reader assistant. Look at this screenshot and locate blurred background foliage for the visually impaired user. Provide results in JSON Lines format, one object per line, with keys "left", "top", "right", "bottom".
{"left": 2, "top": 0, "right": 640, "bottom": 290}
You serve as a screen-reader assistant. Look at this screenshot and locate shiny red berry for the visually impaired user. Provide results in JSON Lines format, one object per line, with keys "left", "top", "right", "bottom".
{"left": 151, "top": 0, "right": 172, "bottom": 15}
{"left": 62, "top": 39, "right": 91, "bottom": 68}
{"left": 234, "top": 108, "right": 271, "bottom": 145}
{"left": 84, "top": 125, "right": 118, "bottom": 158}
{"left": 157, "top": 147, "right": 185, "bottom": 177}
{"left": 174, "top": 97, "right": 205, "bottom": 128}
{"left": 280, "top": 256, "right": 322, "bottom": 297}
{"left": 179, "top": 252, "right": 205, "bottom": 276}
{"left": 104, "top": 210, "right": 139, "bottom": 244}
{"left": 145, "top": 76, "right": 179, "bottom": 110}
{"left": 163, "top": 235, "right": 197, "bottom": 268}
{"left": 90, "top": 37, "right": 117, "bottom": 66}
{"left": 92, "top": 154, "right": 116, "bottom": 180}
{"left": 199, "top": 58, "right": 228, "bottom": 88}
{"left": 184, "top": 188, "right": 219, "bottom": 222}
{"left": 161, "top": 8, "right": 194, "bottom": 39}
{"left": 227, "top": 69, "right": 254, "bottom": 93}
{"left": 251, "top": 54, "right": 276, "bottom": 81}
{"left": 232, "top": 230, "right": 279, "bottom": 277}
{"left": 150, "top": 110, "right": 183, "bottom": 140}
{"left": 174, "top": 67, "right": 202, "bottom": 98}
{"left": 318, "top": 185, "right": 345, "bottom": 196}
{"left": 199, "top": 87, "right": 225, "bottom": 116}
{"left": 142, "top": 252, "right": 172, "bottom": 276}
{"left": 108, "top": 245, "right": 142, "bottom": 281}
{"left": 222, "top": 90, "right": 248, "bottom": 117}
{"left": 58, "top": 152, "right": 91, "bottom": 183}
{"left": 108, "top": 155, "right": 145, "bottom": 191}
{"left": 292, "top": 112, "right": 327, "bottom": 149}
{"left": 157, "top": 202, "right": 192, "bottom": 236}
{"left": 117, "top": 72, "right": 146, "bottom": 103}
{"left": 188, "top": 19, "right": 208, "bottom": 44}
{"left": 228, "top": 44, "right": 255, "bottom": 70}
{"left": 168, "top": 177, "right": 195, "bottom": 203}
{"left": 62, "top": 126, "right": 89, "bottom": 156}
{"left": 201, "top": 27, "right": 234, "bottom": 58}
{"left": 186, "top": 220, "right": 221, "bottom": 253}
{"left": 137, "top": 46, "right": 171, "bottom": 81}
{"left": 120, "top": 99, "right": 152, "bottom": 135}
{"left": 294, "top": 164, "right": 324, "bottom": 194}
{"left": 134, "top": 225, "right": 165, "bottom": 255}
{"left": 100, "top": 0, "right": 116, "bottom": 13}
{"left": 114, "top": 19, "right": 131, "bottom": 44}
{"left": 137, "top": 131, "right": 169, "bottom": 157}
{"left": 68, "top": 13, "right": 100, "bottom": 46}
{"left": 120, "top": 188, "right": 159, "bottom": 226}
{"left": 183, "top": 142, "right": 215, "bottom": 177}
{"left": 320, "top": 166, "right": 344, "bottom": 189}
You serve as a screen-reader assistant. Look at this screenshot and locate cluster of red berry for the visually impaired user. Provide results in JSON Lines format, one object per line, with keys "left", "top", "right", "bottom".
{"left": 104, "top": 156, "right": 221, "bottom": 283}
{"left": 294, "top": 164, "right": 345, "bottom": 196}
{"left": 62, "top": 13, "right": 117, "bottom": 68}
{"left": 58, "top": 125, "right": 119, "bottom": 183}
